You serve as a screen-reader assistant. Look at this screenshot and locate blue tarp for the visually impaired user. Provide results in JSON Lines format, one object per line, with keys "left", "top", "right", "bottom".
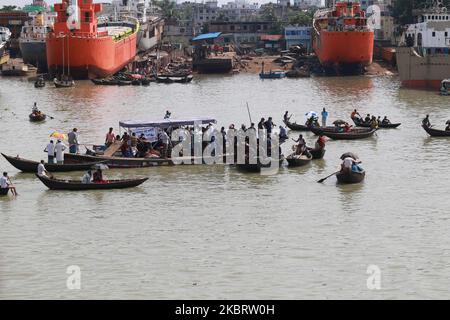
{"left": 191, "top": 32, "right": 222, "bottom": 42}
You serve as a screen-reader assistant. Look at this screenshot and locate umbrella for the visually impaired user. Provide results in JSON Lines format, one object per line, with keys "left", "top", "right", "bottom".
{"left": 50, "top": 131, "right": 68, "bottom": 141}
{"left": 333, "top": 119, "right": 347, "bottom": 126}
{"left": 305, "top": 111, "right": 318, "bottom": 118}
{"left": 340, "top": 152, "right": 359, "bottom": 160}
{"left": 92, "top": 163, "right": 109, "bottom": 170}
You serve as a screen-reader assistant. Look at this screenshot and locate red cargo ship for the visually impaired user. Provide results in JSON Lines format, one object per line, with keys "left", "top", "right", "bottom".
{"left": 313, "top": 1, "right": 374, "bottom": 74}
{"left": 46, "top": 0, "right": 138, "bottom": 79}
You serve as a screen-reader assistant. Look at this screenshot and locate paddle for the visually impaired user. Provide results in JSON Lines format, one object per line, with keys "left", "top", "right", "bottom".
{"left": 7, "top": 176, "right": 18, "bottom": 195}
{"left": 318, "top": 171, "right": 340, "bottom": 183}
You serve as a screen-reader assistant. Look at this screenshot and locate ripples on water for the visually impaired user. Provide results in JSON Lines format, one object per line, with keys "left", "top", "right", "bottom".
{"left": 1, "top": 74, "right": 450, "bottom": 299}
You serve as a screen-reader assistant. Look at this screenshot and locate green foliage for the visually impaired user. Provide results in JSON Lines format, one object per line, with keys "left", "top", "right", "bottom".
{"left": 392, "top": 0, "right": 450, "bottom": 25}
{"left": 151, "top": 0, "right": 180, "bottom": 21}
{"left": 288, "top": 10, "right": 314, "bottom": 26}
{"left": 0, "top": 5, "right": 18, "bottom": 11}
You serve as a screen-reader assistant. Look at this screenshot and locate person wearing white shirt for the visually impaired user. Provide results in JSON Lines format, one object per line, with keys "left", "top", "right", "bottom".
{"left": 55, "top": 139, "right": 67, "bottom": 164}
{"left": 81, "top": 170, "right": 92, "bottom": 184}
{"left": 44, "top": 140, "right": 55, "bottom": 164}
{"left": 37, "top": 160, "right": 49, "bottom": 177}
{"left": 1, "top": 172, "right": 17, "bottom": 196}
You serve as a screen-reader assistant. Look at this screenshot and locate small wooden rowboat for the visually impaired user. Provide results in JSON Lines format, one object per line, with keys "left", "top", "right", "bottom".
{"left": 310, "top": 126, "right": 372, "bottom": 136}
{"left": 283, "top": 119, "right": 311, "bottom": 131}
{"left": 236, "top": 156, "right": 284, "bottom": 173}
{"left": 1, "top": 153, "right": 107, "bottom": 173}
{"left": 309, "top": 148, "right": 326, "bottom": 160}
{"left": 54, "top": 78, "right": 75, "bottom": 88}
{"left": 422, "top": 124, "right": 450, "bottom": 137}
{"left": 336, "top": 170, "right": 366, "bottom": 184}
{"left": 286, "top": 154, "right": 312, "bottom": 167}
{"left": 36, "top": 174, "right": 148, "bottom": 191}
{"left": 312, "top": 127, "right": 377, "bottom": 140}
{"left": 29, "top": 113, "right": 46, "bottom": 122}
{"left": 353, "top": 118, "right": 401, "bottom": 129}
{"left": 0, "top": 188, "right": 9, "bottom": 196}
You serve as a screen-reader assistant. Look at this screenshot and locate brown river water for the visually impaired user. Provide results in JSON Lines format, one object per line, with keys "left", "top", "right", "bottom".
{"left": 1, "top": 74, "right": 450, "bottom": 299}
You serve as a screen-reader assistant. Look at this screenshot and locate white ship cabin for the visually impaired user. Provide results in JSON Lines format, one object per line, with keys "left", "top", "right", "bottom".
{"left": 20, "top": 11, "right": 57, "bottom": 41}
{"left": 404, "top": 11, "right": 450, "bottom": 54}
{"left": 110, "top": 0, "right": 149, "bottom": 23}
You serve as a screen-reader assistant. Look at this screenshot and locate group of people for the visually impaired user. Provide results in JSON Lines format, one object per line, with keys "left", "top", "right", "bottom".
{"left": 31, "top": 103, "right": 44, "bottom": 118}
{"left": 351, "top": 109, "right": 391, "bottom": 128}
{"left": 284, "top": 108, "right": 329, "bottom": 128}
{"left": 422, "top": 115, "right": 450, "bottom": 131}
{"left": 292, "top": 134, "right": 326, "bottom": 157}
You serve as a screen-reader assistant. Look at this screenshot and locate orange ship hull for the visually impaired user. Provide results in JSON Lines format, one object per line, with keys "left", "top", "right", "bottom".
{"left": 313, "top": 31, "right": 374, "bottom": 72}
{"left": 46, "top": 33, "right": 137, "bottom": 79}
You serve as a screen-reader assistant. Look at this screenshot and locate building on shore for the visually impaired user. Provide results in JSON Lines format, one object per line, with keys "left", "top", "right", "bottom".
{"left": 294, "top": 0, "right": 323, "bottom": 9}
{"left": 284, "top": 25, "right": 312, "bottom": 51}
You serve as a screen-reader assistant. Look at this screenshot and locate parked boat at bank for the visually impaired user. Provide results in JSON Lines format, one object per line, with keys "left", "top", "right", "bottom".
{"left": 312, "top": 1, "right": 374, "bottom": 74}
{"left": 19, "top": 10, "right": 57, "bottom": 72}
{"left": 396, "top": 2, "right": 450, "bottom": 90}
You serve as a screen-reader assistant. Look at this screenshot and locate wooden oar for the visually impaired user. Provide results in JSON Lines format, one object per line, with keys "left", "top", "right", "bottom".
{"left": 318, "top": 171, "right": 340, "bottom": 183}
{"left": 7, "top": 177, "right": 18, "bottom": 195}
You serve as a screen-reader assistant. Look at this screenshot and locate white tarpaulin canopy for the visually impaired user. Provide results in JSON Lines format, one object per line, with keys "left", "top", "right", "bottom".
{"left": 119, "top": 117, "right": 217, "bottom": 129}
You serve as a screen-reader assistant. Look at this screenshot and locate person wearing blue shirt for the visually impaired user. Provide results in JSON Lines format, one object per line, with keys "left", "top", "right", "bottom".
{"left": 321, "top": 108, "right": 329, "bottom": 127}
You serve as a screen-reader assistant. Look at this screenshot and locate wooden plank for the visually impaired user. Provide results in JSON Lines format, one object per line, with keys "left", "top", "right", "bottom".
{"left": 103, "top": 141, "right": 123, "bottom": 157}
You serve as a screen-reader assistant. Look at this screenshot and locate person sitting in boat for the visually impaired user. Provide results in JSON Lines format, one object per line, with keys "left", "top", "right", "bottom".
{"left": 343, "top": 122, "right": 352, "bottom": 133}
{"left": 37, "top": 160, "right": 50, "bottom": 178}
{"left": 121, "top": 132, "right": 132, "bottom": 157}
{"left": 293, "top": 134, "right": 307, "bottom": 155}
{"left": 105, "top": 127, "right": 115, "bottom": 148}
{"left": 446, "top": 122, "right": 450, "bottom": 131}
{"left": 164, "top": 110, "right": 171, "bottom": 119}
{"left": 351, "top": 109, "right": 361, "bottom": 120}
{"left": 422, "top": 115, "right": 431, "bottom": 128}
{"left": 81, "top": 170, "right": 92, "bottom": 184}
{"left": 32, "top": 102, "right": 39, "bottom": 114}
{"left": 283, "top": 111, "right": 291, "bottom": 123}
{"left": 92, "top": 169, "right": 104, "bottom": 183}
{"left": 305, "top": 116, "right": 319, "bottom": 128}
{"left": 381, "top": 116, "right": 391, "bottom": 125}
{"left": 279, "top": 125, "right": 288, "bottom": 143}
{"left": 1, "top": 172, "right": 17, "bottom": 196}
{"left": 315, "top": 135, "right": 326, "bottom": 150}
{"left": 370, "top": 116, "right": 379, "bottom": 129}
{"left": 364, "top": 114, "right": 371, "bottom": 124}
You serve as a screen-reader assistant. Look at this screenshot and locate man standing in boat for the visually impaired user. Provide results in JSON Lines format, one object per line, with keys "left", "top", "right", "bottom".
{"left": 44, "top": 140, "right": 55, "bottom": 164}
{"left": 55, "top": 139, "right": 66, "bottom": 164}
{"left": 422, "top": 115, "right": 431, "bottom": 128}
{"left": 68, "top": 128, "right": 79, "bottom": 154}
{"left": 321, "top": 108, "right": 329, "bottom": 127}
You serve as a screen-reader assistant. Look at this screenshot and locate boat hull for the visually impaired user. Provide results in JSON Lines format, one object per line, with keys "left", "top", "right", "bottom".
{"left": 36, "top": 174, "right": 148, "bottom": 191}
{"left": 396, "top": 47, "right": 450, "bottom": 90}
{"left": 19, "top": 40, "right": 47, "bottom": 71}
{"left": 313, "top": 30, "right": 374, "bottom": 73}
{"left": 422, "top": 124, "right": 450, "bottom": 137}
{"left": 336, "top": 170, "right": 365, "bottom": 184}
{"left": 46, "top": 33, "right": 137, "bottom": 80}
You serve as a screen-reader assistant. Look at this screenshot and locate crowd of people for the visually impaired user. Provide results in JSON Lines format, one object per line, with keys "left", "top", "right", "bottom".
{"left": 351, "top": 109, "right": 392, "bottom": 129}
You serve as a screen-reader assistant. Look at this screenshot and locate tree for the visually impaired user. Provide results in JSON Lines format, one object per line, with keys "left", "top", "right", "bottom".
{"left": 288, "top": 11, "right": 313, "bottom": 26}
{"left": 0, "top": 5, "right": 18, "bottom": 11}
{"left": 392, "top": 0, "right": 450, "bottom": 25}
{"left": 152, "top": 0, "right": 180, "bottom": 21}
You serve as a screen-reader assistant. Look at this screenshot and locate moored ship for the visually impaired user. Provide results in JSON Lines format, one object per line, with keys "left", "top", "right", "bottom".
{"left": 19, "top": 9, "right": 57, "bottom": 71}
{"left": 46, "top": 0, "right": 139, "bottom": 79}
{"left": 396, "top": 1, "right": 450, "bottom": 90}
{"left": 0, "top": 26, "right": 11, "bottom": 65}
{"left": 312, "top": 0, "right": 374, "bottom": 74}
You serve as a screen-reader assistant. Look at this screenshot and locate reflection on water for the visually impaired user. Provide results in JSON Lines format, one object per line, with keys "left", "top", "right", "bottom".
{"left": 1, "top": 74, "right": 450, "bottom": 299}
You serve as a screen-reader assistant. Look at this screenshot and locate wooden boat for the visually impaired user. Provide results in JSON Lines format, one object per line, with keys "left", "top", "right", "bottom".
{"left": 54, "top": 78, "right": 75, "bottom": 88}
{"left": 321, "top": 128, "right": 377, "bottom": 140}
{"left": 422, "top": 124, "right": 450, "bottom": 137}
{"left": 156, "top": 76, "right": 173, "bottom": 84}
{"left": 131, "top": 79, "right": 141, "bottom": 86}
{"left": 29, "top": 112, "right": 47, "bottom": 122}
{"left": 1, "top": 153, "right": 107, "bottom": 173}
{"left": 286, "top": 154, "right": 312, "bottom": 167}
{"left": 259, "top": 70, "right": 286, "bottom": 79}
{"left": 440, "top": 79, "right": 450, "bottom": 96}
{"left": 310, "top": 125, "right": 374, "bottom": 136}
{"left": 63, "top": 152, "right": 172, "bottom": 168}
{"left": 91, "top": 78, "right": 105, "bottom": 85}
{"left": 141, "top": 78, "right": 151, "bottom": 86}
{"left": 236, "top": 156, "right": 284, "bottom": 173}
{"left": 34, "top": 79, "right": 45, "bottom": 88}
{"left": 309, "top": 148, "right": 326, "bottom": 160}
{"left": 36, "top": 174, "right": 148, "bottom": 191}
{"left": 336, "top": 170, "right": 366, "bottom": 184}
{"left": 283, "top": 119, "right": 310, "bottom": 131}
{"left": 353, "top": 118, "right": 401, "bottom": 129}
{"left": 0, "top": 188, "right": 9, "bottom": 196}
{"left": 118, "top": 79, "right": 132, "bottom": 86}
